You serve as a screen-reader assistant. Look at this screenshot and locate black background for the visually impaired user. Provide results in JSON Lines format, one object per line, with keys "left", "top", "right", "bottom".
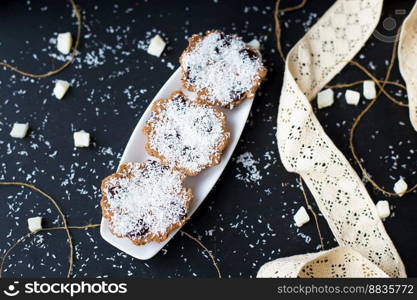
{"left": 0, "top": 0, "right": 416, "bottom": 278}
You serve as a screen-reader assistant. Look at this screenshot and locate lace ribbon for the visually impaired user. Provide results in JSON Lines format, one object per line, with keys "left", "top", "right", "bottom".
{"left": 258, "top": 0, "right": 415, "bottom": 278}
{"left": 399, "top": 2, "right": 417, "bottom": 131}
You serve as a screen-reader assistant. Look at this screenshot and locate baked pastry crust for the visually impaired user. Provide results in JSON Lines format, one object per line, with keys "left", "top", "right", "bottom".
{"left": 143, "top": 91, "right": 230, "bottom": 176}
{"left": 180, "top": 30, "right": 267, "bottom": 108}
{"left": 101, "top": 160, "right": 193, "bottom": 246}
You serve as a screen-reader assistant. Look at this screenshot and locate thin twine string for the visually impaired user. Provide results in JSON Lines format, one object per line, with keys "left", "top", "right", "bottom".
{"left": 180, "top": 230, "right": 222, "bottom": 278}
{"left": 337, "top": 28, "right": 416, "bottom": 197}
{"left": 347, "top": 61, "right": 417, "bottom": 196}
{"left": 0, "top": 182, "right": 221, "bottom": 278}
{"left": 0, "top": 226, "right": 99, "bottom": 279}
{"left": 0, "top": 0, "right": 81, "bottom": 78}
{"left": 0, "top": 181, "right": 73, "bottom": 278}
{"left": 274, "top": 0, "right": 309, "bottom": 62}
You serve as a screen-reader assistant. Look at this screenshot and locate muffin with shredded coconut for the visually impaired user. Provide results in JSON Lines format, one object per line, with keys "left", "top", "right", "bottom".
{"left": 101, "top": 160, "right": 192, "bottom": 245}
{"left": 143, "top": 91, "right": 230, "bottom": 176}
{"left": 180, "top": 30, "right": 267, "bottom": 108}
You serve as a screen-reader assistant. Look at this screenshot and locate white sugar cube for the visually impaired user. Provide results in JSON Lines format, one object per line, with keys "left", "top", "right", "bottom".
{"left": 393, "top": 178, "right": 408, "bottom": 196}
{"left": 317, "top": 88, "right": 334, "bottom": 109}
{"left": 247, "top": 39, "right": 260, "bottom": 50}
{"left": 57, "top": 32, "right": 72, "bottom": 55}
{"left": 363, "top": 80, "right": 376, "bottom": 100}
{"left": 376, "top": 200, "right": 390, "bottom": 219}
{"left": 10, "top": 122, "right": 29, "bottom": 138}
{"left": 28, "top": 216, "right": 42, "bottom": 233}
{"left": 53, "top": 80, "right": 70, "bottom": 100}
{"left": 345, "top": 89, "right": 360, "bottom": 105}
{"left": 147, "top": 34, "right": 166, "bottom": 57}
{"left": 293, "top": 206, "right": 310, "bottom": 227}
{"left": 73, "top": 130, "right": 90, "bottom": 147}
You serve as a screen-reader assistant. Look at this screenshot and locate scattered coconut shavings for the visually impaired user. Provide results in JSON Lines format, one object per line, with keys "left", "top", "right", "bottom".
{"left": 102, "top": 160, "right": 191, "bottom": 240}
{"left": 297, "top": 232, "right": 312, "bottom": 244}
{"left": 235, "top": 152, "right": 262, "bottom": 185}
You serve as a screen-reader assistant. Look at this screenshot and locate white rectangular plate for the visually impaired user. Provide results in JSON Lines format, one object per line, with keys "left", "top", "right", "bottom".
{"left": 100, "top": 68, "right": 254, "bottom": 260}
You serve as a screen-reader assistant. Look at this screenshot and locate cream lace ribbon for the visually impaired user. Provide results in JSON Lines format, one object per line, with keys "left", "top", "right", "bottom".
{"left": 257, "top": 0, "right": 415, "bottom": 278}
{"left": 399, "top": 1, "right": 417, "bottom": 131}
{"left": 258, "top": 247, "right": 389, "bottom": 278}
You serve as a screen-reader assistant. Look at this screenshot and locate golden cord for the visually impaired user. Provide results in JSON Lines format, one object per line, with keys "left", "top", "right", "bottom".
{"left": 0, "top": 182, "right": 221, "bottom": 278}
{"left": 180, "top": 230, "right": 222, "bottom": 278}
{"left": 347, "top": 61, "right": 417, "bottom": 196}
{"left": 274, "top": 0, "right": 309, "bottom": 62}
{"left": 299, "top": 176, "right": 325, "bottom": 250}
{"left": 339, "top": 29, "right": 415, "bottom": 196}
{"left": 0, "top": 181, "right": 74, "bottom": 278}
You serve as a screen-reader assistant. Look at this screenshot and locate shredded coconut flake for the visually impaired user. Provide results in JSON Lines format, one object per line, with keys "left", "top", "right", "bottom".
{"left": 236, "top": 152, "right": 262, "bottom": 184}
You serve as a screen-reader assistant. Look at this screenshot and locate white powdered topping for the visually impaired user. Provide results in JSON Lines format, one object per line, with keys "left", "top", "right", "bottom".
{"left": 103, "top": 161, "right": 190, "bottom": 238}
{"left": 182, "top": 31, "right": 264, "bottom": 106}
{"left": 147, "top": 93, "right": 229, "bottom": 174}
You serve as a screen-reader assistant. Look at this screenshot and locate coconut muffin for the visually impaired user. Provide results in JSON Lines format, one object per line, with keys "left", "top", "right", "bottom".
{"left": 180, "top": 30, "right": 267, "bottom": 108}
{"left": 101, "top": 160, "right": 192, "bottom": 245}
{"left": 143, "top": 91, "right": 230, "bottom": 176}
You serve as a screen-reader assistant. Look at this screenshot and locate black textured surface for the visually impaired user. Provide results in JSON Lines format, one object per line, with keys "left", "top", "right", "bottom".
{"left": 0, "top": 0, "right": 416, "bottom": 278}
